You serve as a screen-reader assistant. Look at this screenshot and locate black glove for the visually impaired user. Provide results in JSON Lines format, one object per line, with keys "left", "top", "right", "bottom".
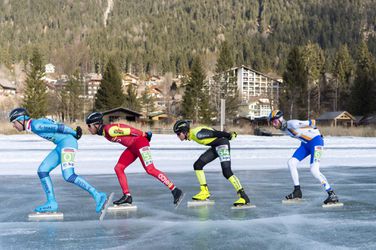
{"left": 75, "top": 126, "right": 82, "bottom": 140}
{"left": 229, "top": 131, "right": 237, "bottom": 140}
{"left": 145, "top": 131, "right": 152, "bottom": 142}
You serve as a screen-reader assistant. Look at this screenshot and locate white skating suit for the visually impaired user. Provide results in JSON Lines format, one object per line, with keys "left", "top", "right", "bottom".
{"left": 284, "top": 119, "right": 321, "bottom": 143}
{"left": 282, "top": 119, "right": 332, "bottom": 191}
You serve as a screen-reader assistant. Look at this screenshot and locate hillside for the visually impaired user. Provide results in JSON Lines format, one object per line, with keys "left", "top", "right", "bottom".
{"left": 0, "top": 0, "right": 375, "bottom": 75}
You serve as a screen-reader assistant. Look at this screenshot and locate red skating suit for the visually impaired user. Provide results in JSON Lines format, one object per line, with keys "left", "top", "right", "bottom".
{"left": 102, "top": 123, "right": 175, "bottom": 194}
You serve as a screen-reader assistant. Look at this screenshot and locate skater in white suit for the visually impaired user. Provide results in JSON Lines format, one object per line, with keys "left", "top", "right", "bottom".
{"left": 269, "top": 110, "right": 341, "bottom": 205}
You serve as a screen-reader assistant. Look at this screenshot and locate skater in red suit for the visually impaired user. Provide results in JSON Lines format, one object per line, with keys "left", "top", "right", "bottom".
{"left": 86, "top": 112, "right": 184, "bottom": 207}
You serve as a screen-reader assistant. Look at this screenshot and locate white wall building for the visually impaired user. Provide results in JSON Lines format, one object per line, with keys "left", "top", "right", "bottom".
{"left": 45, "top": 63, "right": 55, "bottom": 74}
{"left": 209, "top": 65, "right": 282, "bottom": 119}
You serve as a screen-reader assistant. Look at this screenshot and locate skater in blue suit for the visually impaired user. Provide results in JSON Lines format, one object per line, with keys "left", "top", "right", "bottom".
{"left": 9, "top": 107, "right": 107, "bottom": 213}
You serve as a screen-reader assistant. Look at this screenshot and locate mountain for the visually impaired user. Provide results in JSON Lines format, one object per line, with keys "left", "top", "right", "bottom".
{"left": 0, "top": 0, "right": 375, "bottom": 75}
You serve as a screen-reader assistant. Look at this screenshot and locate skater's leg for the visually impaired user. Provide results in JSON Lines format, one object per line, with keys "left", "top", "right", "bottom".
{"left": 35, "top": 149, "right": 60, "bottom": 212}
{"left": 60, "top": 147, "right": 98, "bottom": 196}
{"left": 194, "top": 148, "right": 218, "bottom": 185}
{"left": 136, "top": 138, "right": 183, "bottom": 205}
{"left": 215, "top": 139, "right": 249, "bottom": 205}
{"left": 190, "top": 148, "right": 218, "bottom": 200}
{"left": 309, "top": 140, "right": 339, "bottom": 204}
{"left": 114, "top": 149, "right": 137, "bottom": 194}
{"left": 59, "top": 143, "right": 107, "bottom": 213}
{"left": 37, "top": 149, "right": 60, "bottom": 202}
{"left": 287, "top": 157, "right": 300, "bottom": 186}
{"left": 136, "top": 143, "right": 175, "bottom": 190}
{"left": 111, "top": 149, "right": 137, "bottom": 205}
{"left": 284, "top": 145, "right": 309, "bottom": 200}
{"left": 310, "top": 145, "right": 331, "bottom": 191}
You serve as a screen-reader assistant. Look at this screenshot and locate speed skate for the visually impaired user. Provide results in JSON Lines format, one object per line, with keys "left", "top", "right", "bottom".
{"left": 28, "top": 212, "right": 64, "bottom": 221}
{"left": 231, "top": 204, "right": 256, "bottom": 210}
{"left": 322, "top": 202, "right": 344, "bottom": 208}
{"left": 187, "top": 200, "right": 215, "bottom": 207}
{"left": 99, "top": 192, "right": 114, "bottom": 221}
{"left": 282, "top": 198, "right": 306, "bottom": 204}
{"left": 108, "top": 204, "right": 137, "bottom": 212}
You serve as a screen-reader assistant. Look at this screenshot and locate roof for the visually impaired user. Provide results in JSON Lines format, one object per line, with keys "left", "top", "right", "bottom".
{"left": 216, "top": 65, "right": 283, "bottom": 84}
{"left": 102, "top": 107, "right": 142, "bottom": 117}
{"left": 148, "top": 111, "right": 166, "bottom": 118}
{"left": 359, "top": 115, "right": 376, "bottom": 125}
{"left": 0, "top": 79, "right": 16, "bottom": 90}
{"left": 317, "top": 111, "right": 355, "bottom": 121}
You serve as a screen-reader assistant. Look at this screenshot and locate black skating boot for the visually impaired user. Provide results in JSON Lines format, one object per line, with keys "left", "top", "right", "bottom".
{"left": 234, "top": 189, "right": 250, "bottom": 206}
{"left": 172, "top": 187, "right": 184, "bottom": 207}
{"left": 285, "top": 186, "right": 302, "bottom": 200}
{"left": 113, "top": 194, "right": 132, "bottom": 205}
{"left": 323, "top": 190, "right": 339, "bottom": 204}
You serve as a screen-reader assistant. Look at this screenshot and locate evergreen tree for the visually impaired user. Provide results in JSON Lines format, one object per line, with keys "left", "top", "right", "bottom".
{"left": 181, "top": 57, "right": 210, "bottom": 123}
{"left": 23, "top": 49, "right": 47, "bottom": 118}
{"left": 350, "top": 41, "right": 376, "bottom": 115}
{"left": 213, "top": 41, "right": 239, "bottom": 122}
{"left": 332, "top": 44, "right": 354, "bottom": 111}
{"left": 140, "top": 86, "right": 156, "bottom": 116}
{"left": 65, "top": 70, "right": 83, "bottom": 122}
{"left": 94, "top": 58, "right": 125, "bottom": 111}
{"left": 124, "top": 83, "right": 141, "bottom": 111}
{"left": 302, "top": 42, "right": 325, "bottom": 117}
{"left": 282, "top": 46, "right": 308, "bottom": 119}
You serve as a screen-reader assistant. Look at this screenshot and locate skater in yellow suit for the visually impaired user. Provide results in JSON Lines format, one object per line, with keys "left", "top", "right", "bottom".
{"left": 173, "top": 120, "right": 251, "bottom": 207}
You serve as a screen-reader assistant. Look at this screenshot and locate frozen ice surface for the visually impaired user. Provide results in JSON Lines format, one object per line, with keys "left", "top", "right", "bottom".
{"left": 0, "top": 134, "right": 376, "bottom": 249}
{"left": 1, "top": 169, "right": 376, "bottom": 249}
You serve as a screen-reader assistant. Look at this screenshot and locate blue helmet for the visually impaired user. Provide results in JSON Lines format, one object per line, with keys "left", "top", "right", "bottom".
{"left": 9, "top": 108, "right": 30, "bottom": 122}
{"left": 86, "top": 112, "right": 103, "bottom": 125}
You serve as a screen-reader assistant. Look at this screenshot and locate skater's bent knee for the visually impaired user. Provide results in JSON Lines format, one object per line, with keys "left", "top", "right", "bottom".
{"left": 37, "top": 171, "right": 50, "bottom": 179}
{"left": 63, "top": 173, "right": 78, "bottom": 183}
{"left": 194, "top": 159, "right": 205, "bottom": 170}
{"left": 221, "top": 162, "right": 233, "bottom": 179}
{"left": 145, "top": 165, "right": 158, "bottom": 176}
{"left": 288, "top": 158, "right": 299, "bottom": 167}
{"left": 222, "top": 168, "right": 233, "bottom": 179}
{"left": 114, "top": 164, "right": 125, "bottom": 173}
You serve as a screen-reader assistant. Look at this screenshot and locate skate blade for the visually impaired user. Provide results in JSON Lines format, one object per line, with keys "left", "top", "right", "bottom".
{"left": 187, "top": 200, "right": 215, "bottom": 207}
{"left": 282, "top": 198, "right": 305, "bottom": 204}
{"left": 28, "top": 212, "right": 64, "bottom": 221}
{"left": 175, "top": 192, "right": 185, "bottom": 209}
{"left": 322, "top": 202, "right": 344, "bottom": 208}
{"left": 99, "top": 192, "right": 115, "bottom": 221}
{"left": 108, "top": 204, "right": 137, "bottom": 212}
{"left": 231, "top": 204, "right": 256, "bottom": 210}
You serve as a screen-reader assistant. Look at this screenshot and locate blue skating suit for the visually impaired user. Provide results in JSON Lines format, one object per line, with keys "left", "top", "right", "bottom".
{"left": 25, "top": 118, "right": 106, "bottom": 213}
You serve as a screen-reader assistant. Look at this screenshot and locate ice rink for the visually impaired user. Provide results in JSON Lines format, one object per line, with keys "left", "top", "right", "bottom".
{"left": 0, "top": 134, "right": 376, "bottom": 249}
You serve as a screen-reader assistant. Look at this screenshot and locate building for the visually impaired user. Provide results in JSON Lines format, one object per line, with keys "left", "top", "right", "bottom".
{"left": 247, "top": 98, "right": 272, "bottom": 119}
{"left": 84, "top": 73, "right": 102, "bottom": 99}
{"left": 102, "top": 107, "right": 142, "bottom": 123}
{"left": 316, "top": 111, "right": 355, "bottom": 127}
{"left": 45, "top": 63, "right": 55, "bottom": 74}
{"left": 0, "top": 79, "right": 16, "bottom": 96}
{"left": 208, "top": 65, "right": 282, "bottom": 119}
{"left": 122, "top": 73, "right": 141, "bottom": 95}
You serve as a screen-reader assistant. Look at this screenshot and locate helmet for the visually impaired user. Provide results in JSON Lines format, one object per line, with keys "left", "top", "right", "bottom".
{"left": 269, "top": 110, "right": 284, "bottom": 121}
{"left": 173, "top": 120, "right": 190, "bottom": 134}
{"left": 86, "top": 112, "right": 103, "bottom": 125}
{"left": 9, "top": 108, "right": 30, "bottom": 122}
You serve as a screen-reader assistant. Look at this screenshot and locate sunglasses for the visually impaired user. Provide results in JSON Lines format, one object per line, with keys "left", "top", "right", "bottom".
{"left": 272, "top": 119, "right": 281, "bottom": 127}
